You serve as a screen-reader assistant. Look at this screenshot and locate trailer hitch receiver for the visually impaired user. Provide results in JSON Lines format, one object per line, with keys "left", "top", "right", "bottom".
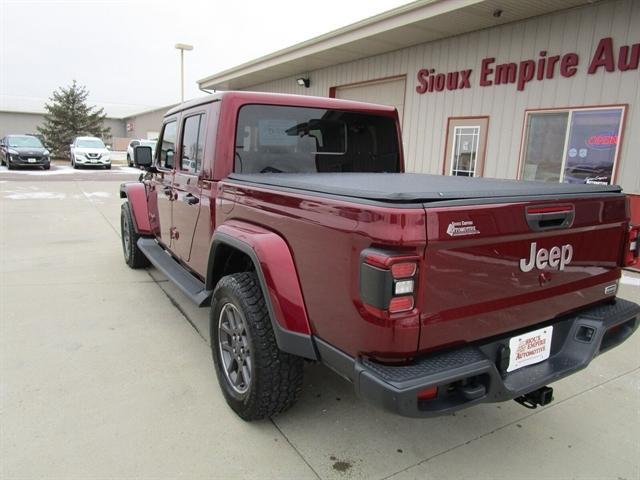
{"left": 514, "top": 386, "right": 554, "bottom": 409}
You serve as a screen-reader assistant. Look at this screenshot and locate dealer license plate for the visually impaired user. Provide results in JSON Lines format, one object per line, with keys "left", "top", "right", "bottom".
{"left": 28, "top": 158, "right": 36, "bottom": 163}
{"left": 507, "top": 326, "right": 553, "bottom": 372}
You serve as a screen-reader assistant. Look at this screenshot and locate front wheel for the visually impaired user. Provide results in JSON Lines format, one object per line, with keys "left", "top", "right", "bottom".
{"left": 127, "top": 154, "right": 132, "bottom": 167}
{"left": 211, "top": 272, "right": 303, "bottom": 420}
{"left": 120, "top": 202, "right": 150, "bottom": 268}
{"left": 105, "top": 164, "right": 111, "bottom": 170}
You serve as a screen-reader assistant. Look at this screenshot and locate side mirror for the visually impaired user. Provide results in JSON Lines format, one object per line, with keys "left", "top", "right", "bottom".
{"left": 165, "top": 149, "right": 174, "bottom": 168}
{"left": 106, "top": 145, "right": 111, "bottom": 150}
{"left": 133, "top": 145, "right": 153, "bottom": 168}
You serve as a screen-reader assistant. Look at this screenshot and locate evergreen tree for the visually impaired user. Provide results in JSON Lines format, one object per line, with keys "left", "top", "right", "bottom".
{"left": 37, "top": 81, "right": 111, "bottom": 158}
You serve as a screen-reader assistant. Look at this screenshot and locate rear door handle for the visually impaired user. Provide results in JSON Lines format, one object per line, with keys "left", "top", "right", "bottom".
{"left": 185, "top": 193, "right": 199, "bottom": 205}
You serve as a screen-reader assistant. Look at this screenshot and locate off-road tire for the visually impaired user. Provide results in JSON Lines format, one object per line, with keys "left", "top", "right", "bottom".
{"left": 211, "top": 272, "right": 303, "bottom": 420}
{"left": 120, "top": 202, "right": 150, "bottom": 268}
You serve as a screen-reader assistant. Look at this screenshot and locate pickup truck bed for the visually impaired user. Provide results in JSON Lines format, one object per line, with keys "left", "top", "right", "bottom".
{"left": 228, "top": 172, "right": 621, "bottom": 203}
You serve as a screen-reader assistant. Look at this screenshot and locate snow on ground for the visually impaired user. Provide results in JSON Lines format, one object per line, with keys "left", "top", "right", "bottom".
{"left": 3, "top": 191, "right": 67, "bottom": 200}
{"left": 1, "top": 184, "right": 113, "bottom": 201}
{"left": 0, "top": 165, "right": 141, "bottom": 176}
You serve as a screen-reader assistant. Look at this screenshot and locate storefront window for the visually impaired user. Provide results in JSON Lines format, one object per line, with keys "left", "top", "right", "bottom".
{"left": 563, "top": 109, "right": 623, "bottom": 184}
{"left": 521, "top": 107, "right": 624, "bottom": 185}
{"left": 522, "top": 112, "right": 568, "bottom": 182}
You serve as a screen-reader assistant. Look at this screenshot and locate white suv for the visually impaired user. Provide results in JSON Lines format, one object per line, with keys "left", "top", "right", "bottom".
{"left": 127, "top": 139, "right": 156, "bottom": 166}
{"left": 70, "top": 136, "right": 111, "bottom": 169}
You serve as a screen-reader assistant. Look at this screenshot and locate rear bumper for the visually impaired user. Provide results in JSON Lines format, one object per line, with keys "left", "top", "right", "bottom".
{"left": 316, "top": 298, "right": 639, "bottom": 418}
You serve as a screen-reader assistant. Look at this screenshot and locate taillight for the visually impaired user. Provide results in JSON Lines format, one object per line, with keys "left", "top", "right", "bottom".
{"left": 391, "top": 262, "right": 417, "bottom": 278}
{"left": 360, "top": 249, "right": 419, "bottom": 316}
{"left": 624, "top": 224, "right": 640, "bottom": 267}
{"left": 389, "top": 296, "right": 414, "bottom": 313}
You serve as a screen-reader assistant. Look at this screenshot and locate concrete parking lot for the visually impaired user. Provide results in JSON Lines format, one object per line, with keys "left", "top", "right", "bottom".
{"left": 1, "top": 170, "right": 639, "bottom": 480}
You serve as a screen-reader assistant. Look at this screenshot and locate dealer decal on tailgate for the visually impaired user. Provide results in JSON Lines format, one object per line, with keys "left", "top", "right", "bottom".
{"left": 507, "top": 326, "right": 553, "bottom": 372}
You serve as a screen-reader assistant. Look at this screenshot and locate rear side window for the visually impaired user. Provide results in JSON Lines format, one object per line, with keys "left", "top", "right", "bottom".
{"left": 180, "top": 114, "right": 206, "bottom": 174}
{"left": 159, "top": 121, "right": 177, "bottom": 169}
{"left": 234, "top": 105, "right": 399, "bottom": 174}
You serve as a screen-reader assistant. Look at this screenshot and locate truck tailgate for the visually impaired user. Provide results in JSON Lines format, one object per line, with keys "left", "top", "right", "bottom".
{"left": 418, "top": 195, "right": 627, "bottom": 353}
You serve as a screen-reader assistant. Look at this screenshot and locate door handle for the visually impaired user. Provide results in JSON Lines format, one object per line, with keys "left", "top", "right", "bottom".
{"left": 185, "top": 193, "right": 199, "bottom": 205}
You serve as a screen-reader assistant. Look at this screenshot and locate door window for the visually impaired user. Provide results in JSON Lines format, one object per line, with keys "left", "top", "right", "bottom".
{"left": 443, "top": 117, "right": 489, "bottom": 177}
{"left": 180, "top": 114, "right": 206, "bottom": 174}
{"left": 158, "top": 120, "right": 177, "bottom": 170}
{"left": 450, "top": 126, "right": 480, "bottom": 176}
{"left": 521, "top": 107, "right": 624, "bottom": 184}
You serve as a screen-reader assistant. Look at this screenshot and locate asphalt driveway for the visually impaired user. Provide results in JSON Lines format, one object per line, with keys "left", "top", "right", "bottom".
{"left": 1, "top": 175, "right": 638, "bottom": 480}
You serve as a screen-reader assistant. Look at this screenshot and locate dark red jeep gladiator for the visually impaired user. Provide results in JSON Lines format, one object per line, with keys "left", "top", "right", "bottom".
{"left": 120, "top": 91, "right": 640, "bottom": 420}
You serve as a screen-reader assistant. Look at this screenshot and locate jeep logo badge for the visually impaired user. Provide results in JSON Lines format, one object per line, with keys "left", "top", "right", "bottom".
{"left": 519, "top": 242, "right": 573, "bottom": 273}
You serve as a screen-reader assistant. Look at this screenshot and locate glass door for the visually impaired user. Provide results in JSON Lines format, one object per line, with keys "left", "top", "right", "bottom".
{"left": 443, "top": 117, "right": 489, "bottom": 177}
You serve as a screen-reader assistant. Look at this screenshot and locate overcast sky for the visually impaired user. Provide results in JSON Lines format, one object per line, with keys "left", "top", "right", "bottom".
{"left": 0, "top": 0, "right": 411, "bottom": 117}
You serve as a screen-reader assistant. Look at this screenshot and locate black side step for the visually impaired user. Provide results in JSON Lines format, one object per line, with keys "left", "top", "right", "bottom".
{"left": 137, "top": 238, "right": 212, "bottom": 306}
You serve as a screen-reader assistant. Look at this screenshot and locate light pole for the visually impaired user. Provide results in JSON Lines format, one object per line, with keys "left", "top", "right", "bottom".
{"left": 175, "top": 43, "right": 194, "bottom": 103}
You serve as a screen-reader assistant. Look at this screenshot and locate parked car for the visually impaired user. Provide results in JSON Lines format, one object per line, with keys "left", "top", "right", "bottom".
{"left": 0, "top": 134, "right": 51, "bottom": 170}
{"left": 127, "top": 139, "right": 156, "bottom": 167}
{"left": 120, "top": 92, "right": 639, "bottom": 421}
{"left": 70, "top": 136, "right": 111, "bottom": 169}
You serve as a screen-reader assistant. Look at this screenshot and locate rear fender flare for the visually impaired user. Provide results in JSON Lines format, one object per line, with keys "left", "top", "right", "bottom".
{"left": 120, "top": 182, "right": 152, "bottom": 235}
{"left": 208, "top": 221, "right": 317, "bottom": 360}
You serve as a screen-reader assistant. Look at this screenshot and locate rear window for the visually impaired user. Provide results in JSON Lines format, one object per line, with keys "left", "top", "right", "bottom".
{"left": 235, "top": 105, "right": 399, "bottom": 173}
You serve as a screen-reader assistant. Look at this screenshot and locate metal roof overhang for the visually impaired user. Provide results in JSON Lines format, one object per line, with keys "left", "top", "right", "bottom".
{"left": 198, "top": 0, "right": 594, "bottom": 91}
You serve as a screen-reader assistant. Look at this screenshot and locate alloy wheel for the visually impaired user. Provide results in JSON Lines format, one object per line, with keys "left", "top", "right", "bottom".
{"left": 218, "top": 303, "right": 252, "bottom": 394}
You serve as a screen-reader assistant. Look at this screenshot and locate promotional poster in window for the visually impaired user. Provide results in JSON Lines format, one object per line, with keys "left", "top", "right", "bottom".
{"left": 563, "top": 108, "right": 623, "bottom": 185}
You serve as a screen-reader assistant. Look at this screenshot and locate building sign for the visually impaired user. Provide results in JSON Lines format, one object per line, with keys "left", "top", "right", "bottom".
{"left": 416, "top": 37, "right": 639, "bottom": 94}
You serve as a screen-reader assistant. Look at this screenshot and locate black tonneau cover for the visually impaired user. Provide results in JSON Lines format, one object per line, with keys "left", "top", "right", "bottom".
{"left": 228, "top": 173, "right": 621, "bottom": 203}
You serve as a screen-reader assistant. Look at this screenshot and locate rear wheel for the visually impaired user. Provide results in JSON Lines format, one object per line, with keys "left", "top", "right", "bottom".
{"left": 120, "top": 202, "right": 150, "bottom": 268}
{"left": 211, "top": 272, "right": 303, "bottom": 420}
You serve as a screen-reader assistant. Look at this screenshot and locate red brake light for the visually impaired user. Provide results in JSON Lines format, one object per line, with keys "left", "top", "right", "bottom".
{"left": 625, "top": 225, "right": 639, "bottom": 267}
{"left": 527, "top": 205, "right": 573, "bottom": 215}
{"left": 391, "top": 262, "right": 417, "bottom": 278}
{"left": 389, "top": 296, "right": 414, "bottom": 313}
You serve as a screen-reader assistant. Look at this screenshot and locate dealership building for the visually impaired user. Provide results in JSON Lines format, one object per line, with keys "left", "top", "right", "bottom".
{"left": 198, "top": 0, "right": 639, "bottom": 220}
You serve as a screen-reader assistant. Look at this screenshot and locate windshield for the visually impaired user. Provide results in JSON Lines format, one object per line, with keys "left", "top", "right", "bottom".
{"left": 76, "top": 138, "right": 105, "bottom": 149}
{"left": 8, "top": 136, "right": 44, "bottom": 148}
{"left": 235, "top": 105, "right": 399, "bottom": 174}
